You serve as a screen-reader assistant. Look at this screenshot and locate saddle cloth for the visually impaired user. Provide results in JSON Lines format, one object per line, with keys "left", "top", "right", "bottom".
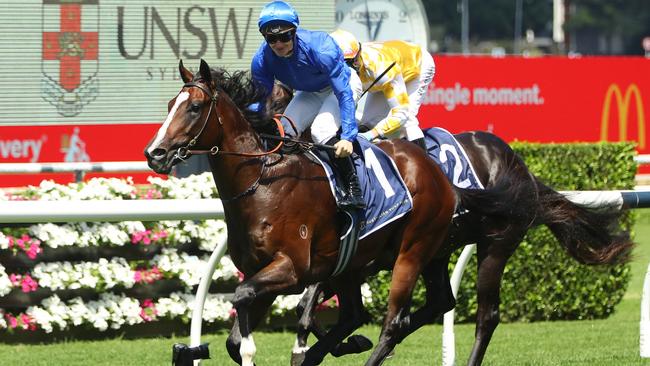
{"left": 422, "top": 127, "right": 484, "bottom": 190}
{"left": 309, "top": 137, "right": 413, "bottom": 240}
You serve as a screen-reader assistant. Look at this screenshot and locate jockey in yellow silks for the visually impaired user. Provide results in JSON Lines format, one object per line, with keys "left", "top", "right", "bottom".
{"left": 330, "top": 29, "right": 435, "bottom": 150}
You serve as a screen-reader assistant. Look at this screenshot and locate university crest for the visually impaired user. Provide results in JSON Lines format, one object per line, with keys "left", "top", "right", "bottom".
{"left": 41, "top": 0, "right": 99, "bottom": 117}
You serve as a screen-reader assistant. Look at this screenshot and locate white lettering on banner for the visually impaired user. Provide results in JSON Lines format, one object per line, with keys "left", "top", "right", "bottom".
{"left": 424, "top": 83, "right": 545, "bottom": 111}
{"left": 0, "top": 138, "right": 45, "bottom": 162}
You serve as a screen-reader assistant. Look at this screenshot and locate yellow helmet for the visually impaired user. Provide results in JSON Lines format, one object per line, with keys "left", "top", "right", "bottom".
{"left": 330, "top": 29, "right": 360, "bottom": 60}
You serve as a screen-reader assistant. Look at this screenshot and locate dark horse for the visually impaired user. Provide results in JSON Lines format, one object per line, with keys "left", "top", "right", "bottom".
{"left": 290, "top": 112, "right": 635, "bottom": 365}
{"left": 144, "top": 60, "right": 529, "bottom": 366}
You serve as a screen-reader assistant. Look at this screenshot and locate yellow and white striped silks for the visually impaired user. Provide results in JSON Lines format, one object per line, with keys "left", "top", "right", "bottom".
{"left": 357, "top": 40, "right": 425, "bottom": 138}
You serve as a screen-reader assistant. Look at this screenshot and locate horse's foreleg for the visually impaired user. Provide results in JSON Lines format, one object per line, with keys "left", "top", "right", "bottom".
{"left": 229, "top": 252, "right": 300, "bottom": 365}
{"left": 226, "top": 295, "right": 275, "bottom": 365}
{"left": 466, "top": 248, "right": 510, "bottom": 366}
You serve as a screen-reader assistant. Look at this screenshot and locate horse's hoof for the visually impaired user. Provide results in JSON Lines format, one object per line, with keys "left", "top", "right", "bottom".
{"left": 291, "top": 351, "right": 306, "bottom": 366}
{"left": 331, "top": 334, "right": 373, "bottom": 357}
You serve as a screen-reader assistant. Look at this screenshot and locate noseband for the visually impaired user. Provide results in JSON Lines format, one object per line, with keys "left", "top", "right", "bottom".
{"left": 176, "top": 80, "right": 286, "bottom": 160}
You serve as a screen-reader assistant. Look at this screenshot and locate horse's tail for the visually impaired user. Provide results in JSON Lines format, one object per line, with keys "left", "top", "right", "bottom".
{"left": 532, "top": 178, "right": 633, "bottom": 265}
{"left": 455, "top": 172, "right": 540, "bottom": 235}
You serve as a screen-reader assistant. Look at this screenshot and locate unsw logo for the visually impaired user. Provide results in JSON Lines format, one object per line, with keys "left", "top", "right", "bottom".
{"left": 600, "top": 84, "right": 646, "bottom": 149}
{"left": 41, "top": 0, "right": 99, "bottom": 117}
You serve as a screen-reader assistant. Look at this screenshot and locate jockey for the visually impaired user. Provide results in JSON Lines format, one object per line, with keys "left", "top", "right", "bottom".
{"left": 251, "top": 1, "right": 365, "bottom": 210}
{"left": 329, "top": 29, "right": 435, "bottom": 151}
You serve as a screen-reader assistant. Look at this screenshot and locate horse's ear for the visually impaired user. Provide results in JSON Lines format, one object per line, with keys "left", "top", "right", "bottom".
{"left": 179, "top": 59, "right": 193, "bottom": 83}
{"left": 199, "top": 59, "right": 214, "bottom": 89}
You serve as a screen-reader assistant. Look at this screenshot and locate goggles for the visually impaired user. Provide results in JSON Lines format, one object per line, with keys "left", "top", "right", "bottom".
{"left": 264, "top": 31, "right": 294, "bottom": 44}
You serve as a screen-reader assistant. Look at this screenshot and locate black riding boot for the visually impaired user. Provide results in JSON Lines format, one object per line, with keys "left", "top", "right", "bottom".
{"left": 412, "top": 137, "right": 427, "bottom": 151}
{"left": 326, "top": 138, "right": 366, "bottom": 210}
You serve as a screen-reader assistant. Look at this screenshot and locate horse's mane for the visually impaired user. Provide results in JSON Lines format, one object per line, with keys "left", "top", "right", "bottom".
{"left": 194, "top": 67, "right": 280, "bottom": 135}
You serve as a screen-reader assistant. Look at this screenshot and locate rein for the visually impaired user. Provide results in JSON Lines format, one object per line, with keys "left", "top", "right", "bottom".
{"left": 176, "top": 80, "right": 287, "bottom": 202}
{"left": 176, "top": 81, "right": 286, "bottom": 160}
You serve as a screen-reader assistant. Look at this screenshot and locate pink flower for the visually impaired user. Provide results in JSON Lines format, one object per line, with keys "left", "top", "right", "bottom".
{"left": 139, "top": 299, "right": 158, "bottom": 322}
{"left": 20, "top": 314, "right": 36, "bottom": 331}
{"left": 131, "top": 232, "right": 143, "bottom": 244}
{"left": 9, "top": 274, "right": 20, "bottom": 286}
{"left": 134, "top": 267, "right": 163, "bottom": 284}
{"left": 26, "top": 243, "right": 42, "bottom": 260}
{"left": 142, "top": 299, "right": 155, "bottom": 308}
{"left": 20, "top": 275, "right": 38, "bottom": 293}
{"left": 143, "top": 189, "right": 163, "bottom": 200}
{"left": 316, "top": 295, "right": 339, "bottom": 311}
{"left": 6, "top": 314, "right": 17, "bottom": 329}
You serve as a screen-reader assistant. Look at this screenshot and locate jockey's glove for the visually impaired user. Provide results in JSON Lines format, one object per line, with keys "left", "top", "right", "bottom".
{"left": 334, "top": 139, "right": 354, "bottom": 158}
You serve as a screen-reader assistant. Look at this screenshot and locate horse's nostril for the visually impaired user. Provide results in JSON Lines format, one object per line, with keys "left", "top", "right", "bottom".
{"left": 151, "top": 148, "right": 167, "bottom": 158}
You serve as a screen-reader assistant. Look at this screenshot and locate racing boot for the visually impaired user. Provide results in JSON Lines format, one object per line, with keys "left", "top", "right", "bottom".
{"left": 327, "top": 138, "right": 366, "bottom": 210}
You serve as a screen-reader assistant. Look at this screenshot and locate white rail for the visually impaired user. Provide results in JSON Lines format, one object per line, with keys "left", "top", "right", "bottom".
{"left": 0, "top": 161, "right": 150, "bottom": 174}
{"left": 0, "top": 199, "right": 224, "bottom": 223}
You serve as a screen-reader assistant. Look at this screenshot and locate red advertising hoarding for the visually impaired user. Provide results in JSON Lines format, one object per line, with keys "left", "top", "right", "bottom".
{"left": 419, "top": 56, "right": 649, "bottom": 149}
{"left": 0, "top": 124, "right": 161, "bottom": 187}
{"left": 1, "top": 56, "right": 648, "bottom": 188}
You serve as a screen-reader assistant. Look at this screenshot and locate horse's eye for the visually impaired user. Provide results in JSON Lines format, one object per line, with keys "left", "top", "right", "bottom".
{"left": 190, "top": 103, "right": 200, "bottom": 113}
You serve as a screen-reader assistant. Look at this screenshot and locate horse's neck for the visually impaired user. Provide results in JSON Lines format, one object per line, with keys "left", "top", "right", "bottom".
{"left": 210, "top": 109, "right": 264, "bottom": 203}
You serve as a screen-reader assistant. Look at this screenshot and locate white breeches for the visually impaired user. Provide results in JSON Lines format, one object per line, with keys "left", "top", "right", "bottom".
{"left": 281, "top": 71, "right": 362, "bottom": 144}
{"left": 356, "top": 47, "right": 435, "bottom": 141}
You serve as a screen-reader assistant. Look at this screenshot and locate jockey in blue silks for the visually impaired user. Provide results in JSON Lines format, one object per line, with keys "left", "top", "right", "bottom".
{"left": 251, "top": 0, "right": 365, "bottom": 209}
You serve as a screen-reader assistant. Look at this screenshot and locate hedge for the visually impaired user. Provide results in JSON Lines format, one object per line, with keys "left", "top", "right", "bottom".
{"left": 365, "top": 142, "right": 637, "bottom": 323}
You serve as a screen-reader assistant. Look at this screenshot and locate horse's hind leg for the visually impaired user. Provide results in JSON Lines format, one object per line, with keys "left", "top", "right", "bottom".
{"left": 400, "top": 256, "right": 456, "bottom": 339}
{"left": 292, "top": 283, "right": 330, "bottom": 364}
{"left": 466, "top": 238, "right": 518, "bottom": 366}
{"left": 293, "top": 282, "right": 373, "bottom": 364}
{"left": 364, "top": 250, "right": 430, "bottom": 366}
{"left": 302, "top": 275, "right": 367, "bottom": 365}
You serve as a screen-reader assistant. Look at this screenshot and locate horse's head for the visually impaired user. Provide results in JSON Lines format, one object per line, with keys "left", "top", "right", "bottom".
{"left": 144, "top": 59, "right": 225, "bottom": 174}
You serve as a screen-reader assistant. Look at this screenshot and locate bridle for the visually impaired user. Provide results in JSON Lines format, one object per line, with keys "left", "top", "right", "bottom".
{"left": 174, "top": 79, "right": 287, "bottom": 203}
{"left": 175, "top": 80, "right": 286, "bottom": 161}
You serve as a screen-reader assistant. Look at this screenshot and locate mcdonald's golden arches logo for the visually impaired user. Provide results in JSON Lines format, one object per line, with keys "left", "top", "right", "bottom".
{"left": 600, "top": 83, "right": 646, "bottom": 148}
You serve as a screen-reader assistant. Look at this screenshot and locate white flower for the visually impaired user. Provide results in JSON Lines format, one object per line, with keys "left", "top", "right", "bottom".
{"left": 361, "top": 283, "right": 373, "bottom": 305}
{"left": 271, "top": 293, "right": 304, "bottom": 316}
{"left": 0, "top": 265, "right": 13, "bottom": 297}
{"left": 29, "top": 223, "right": 79, "bottom": 248}
{"left": 0, "top": 232, "right": 9, "bottom": 250}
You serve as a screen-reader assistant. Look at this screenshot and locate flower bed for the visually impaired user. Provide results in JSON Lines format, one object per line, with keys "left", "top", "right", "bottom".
{"left": 0, "top": 175, "right": 362, "bottom": 339}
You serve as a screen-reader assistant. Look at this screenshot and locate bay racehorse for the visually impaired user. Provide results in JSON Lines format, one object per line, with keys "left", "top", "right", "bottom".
{"left": 144, "top": 59, "right": 532, "bottom": 365}
{"left": 291, "top": 113, "right": 635, "bottom": 365}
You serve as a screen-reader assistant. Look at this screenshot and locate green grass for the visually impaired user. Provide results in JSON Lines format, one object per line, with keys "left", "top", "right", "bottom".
{"left": 5, "top": 210, "right": 650, "bottom": 365}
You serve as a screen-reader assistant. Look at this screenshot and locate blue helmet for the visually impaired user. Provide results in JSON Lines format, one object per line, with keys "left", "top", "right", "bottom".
{"left": 258, "top": 1, "right": 299, "bottom": 33}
